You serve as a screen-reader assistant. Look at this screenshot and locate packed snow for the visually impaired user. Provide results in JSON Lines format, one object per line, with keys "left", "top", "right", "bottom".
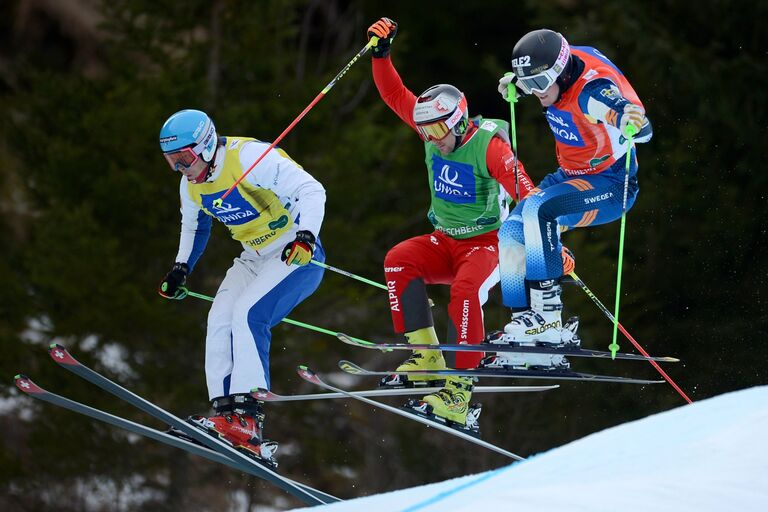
{"left": 295, "top": 385, "right": 768, "bottom": 511}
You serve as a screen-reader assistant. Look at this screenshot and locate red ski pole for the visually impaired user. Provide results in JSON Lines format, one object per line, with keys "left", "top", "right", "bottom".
{"left": 213, "top": 37, "right": 379, "bottom": 208}
{"left": 569, "top": 271, "right": 693, "bottom": 404}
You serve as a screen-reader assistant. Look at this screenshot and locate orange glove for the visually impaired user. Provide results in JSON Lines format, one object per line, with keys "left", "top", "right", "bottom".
{"left": 367, "top": 17, "right": 398, "bottom": 58}
{"left": 562, "top": 246, "right": 575, "bottom": 275}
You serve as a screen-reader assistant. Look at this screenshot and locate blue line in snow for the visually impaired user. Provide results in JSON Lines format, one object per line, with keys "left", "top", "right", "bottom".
{"left": 400, "top": 462, "right": 521, "bottom": 512}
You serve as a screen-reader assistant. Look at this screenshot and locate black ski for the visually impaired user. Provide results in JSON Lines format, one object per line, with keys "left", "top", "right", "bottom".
{"left": 44, "top": 343, "right": 335, "bottom": 506}
{"left": 338, "top": 360, "right": 664, "bottom": 385}
{"left": 336, "top": 333, "right": 679, "bottom": 363}
{"left": 295, "top": 366, "right": 525, "bottom": 461}
{"left": 13, "top": 375, "right": 339, "bottom": 505}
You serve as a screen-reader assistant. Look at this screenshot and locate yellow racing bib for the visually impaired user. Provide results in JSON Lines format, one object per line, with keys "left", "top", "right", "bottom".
{"left": 186, "top": 137, "right": 293, "bottom": 249}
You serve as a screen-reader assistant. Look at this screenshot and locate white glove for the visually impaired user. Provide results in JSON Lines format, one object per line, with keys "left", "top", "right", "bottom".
{"left": 497, "top": 74, "right": 518, "bottom": 101}
{"left": 619, "top": 103, "right": 646, "bottom": 137}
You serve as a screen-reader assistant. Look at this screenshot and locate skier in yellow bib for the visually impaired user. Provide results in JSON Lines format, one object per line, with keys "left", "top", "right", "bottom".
{"left": 157, "top": 109, "right": 326, "bottom": 466}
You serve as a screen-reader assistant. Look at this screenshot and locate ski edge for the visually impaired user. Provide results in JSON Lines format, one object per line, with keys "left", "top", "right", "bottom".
{"left": 337, "top": 360, "right": 665, "bottom": 385}
{"left": 44, "top": 343, "right": 332, "bottom": 506}
{"left": 295, "top": 365, "right": 525, "bottom": 462}
{"left": 251, "top": 384, "right": 559, "bottom": 402}
{"left": 13, "top": 375, "right": 340, "bottom": 504}
{"left": 336, "top": 333, "right": 679, "bottom": 363}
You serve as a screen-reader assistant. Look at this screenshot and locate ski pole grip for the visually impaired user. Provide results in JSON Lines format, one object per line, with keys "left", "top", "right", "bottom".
{"left": 505, "top": 72, "right": 518, "bottom": 104}
{"left": 623, "top": 124, "right": 638, "bottom": 138}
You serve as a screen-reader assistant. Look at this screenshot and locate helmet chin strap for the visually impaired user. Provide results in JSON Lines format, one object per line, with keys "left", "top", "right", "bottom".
{"left": 190, "top": 144, "right": 220, "bottom": 184}
{"left": 451, "top": 134, "right": 462, "bottom": 152}
{"left": 190, "top": 164, "right": 212, "bottom": 184}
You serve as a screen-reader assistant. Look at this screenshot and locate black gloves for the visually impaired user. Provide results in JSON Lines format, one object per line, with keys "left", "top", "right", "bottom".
{"left": 159, "top": 262, "right": 189, "bottom": 299}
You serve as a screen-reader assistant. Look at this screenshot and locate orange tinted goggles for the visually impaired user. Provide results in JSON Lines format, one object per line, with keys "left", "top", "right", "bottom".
{"left": 163, "top": 147, "right": 199, "bottom": 171}
{"left": 416, "top": 120, "right": 451, "bottom": 142}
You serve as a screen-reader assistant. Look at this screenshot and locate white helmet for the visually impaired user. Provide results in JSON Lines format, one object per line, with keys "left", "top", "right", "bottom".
{"left": 412, "top": 84, "right": 469, "bottom": 141}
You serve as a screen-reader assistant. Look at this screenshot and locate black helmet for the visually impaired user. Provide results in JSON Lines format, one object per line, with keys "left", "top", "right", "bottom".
{"left": 412, "top": 84, "right": 469, "bottom": 141}
{"left": 511, "top": 29, "right": 571, "bottom": 95}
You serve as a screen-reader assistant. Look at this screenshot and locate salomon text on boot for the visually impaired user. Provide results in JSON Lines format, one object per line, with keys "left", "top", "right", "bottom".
{"left": 503, "top": 279, "right": 564, "bottom": 345}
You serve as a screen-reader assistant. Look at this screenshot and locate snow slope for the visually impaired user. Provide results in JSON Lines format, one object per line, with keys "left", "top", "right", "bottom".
{"left": 295, "top": 386, "right": 768, "bottom": 511}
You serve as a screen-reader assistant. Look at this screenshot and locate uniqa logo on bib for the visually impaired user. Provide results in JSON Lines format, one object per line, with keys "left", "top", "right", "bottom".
{"left": 201, "top": 190, "right": 259, "bottom": 225}
{"left": 545, "top": 107, "right": 585, "bottom": 147}
{"left": 431, "top": 156, "right": 475, "bottom": 204}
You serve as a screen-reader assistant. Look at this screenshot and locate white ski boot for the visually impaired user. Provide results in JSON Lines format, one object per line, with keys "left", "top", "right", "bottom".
{"left": 503, "top": 280, "right": 565, "bottom": 345}
{"left": 483, "top": 316, "right": 579, "bottom": 370}
{"left": 483, "top": 280, "right": 579, "bottom": 370}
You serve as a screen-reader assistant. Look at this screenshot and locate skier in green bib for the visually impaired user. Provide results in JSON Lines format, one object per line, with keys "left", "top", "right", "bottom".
{"left": 367, "top": 18, "right": 535, "bottom": 430}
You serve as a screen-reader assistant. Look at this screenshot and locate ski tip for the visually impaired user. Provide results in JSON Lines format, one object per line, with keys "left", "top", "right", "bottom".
{"left": 337, "top": 333, "right": 382, "bottom": 349}
{"left": 296, "top": 366, "right": 318, "bottom": 382}
{"left": 336, "top": 333, "right": 361, "bottom": 344}
{"left": 48, "top": 344, "right": 77, "bottom": 365}
{"left": 14, "top": 374, "right": 43, "bottom": 394}
{"left": 296, "top": 366, "right": 320, "bottom": 384}
{"left": 337, "top": 360, "right": 355, "bottom": 373}
{"left": 251, "top": 388, "right": 279, "bottom": 402}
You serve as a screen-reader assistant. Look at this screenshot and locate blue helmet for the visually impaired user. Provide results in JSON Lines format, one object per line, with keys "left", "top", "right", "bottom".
{"left": 159, "top": 109, "right": 218, "bottom": 164}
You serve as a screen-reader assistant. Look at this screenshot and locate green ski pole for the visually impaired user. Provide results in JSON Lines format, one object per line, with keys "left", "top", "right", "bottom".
{"left": 182, "top": 288, "right": 374, "bottom": 346}
{"left": 505, "top": 72, "right": 521, "bottom": 201}
{"left": 609, "top": 125, "right": 637, "bottom": 359}
{"left": 309, "top": 260, "right": 387, "bottom": 290}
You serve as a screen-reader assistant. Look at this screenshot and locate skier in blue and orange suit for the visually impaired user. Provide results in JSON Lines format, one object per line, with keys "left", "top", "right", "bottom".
{"left": 485, "top": 29, "right": 653, "bottom": 370}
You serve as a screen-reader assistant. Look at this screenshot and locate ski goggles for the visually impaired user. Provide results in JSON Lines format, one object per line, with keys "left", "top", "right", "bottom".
{"left": 163, "top": 147, "right": 200, "bottom": 171}
{"left": 515, "top": 71, "right": 560, "bottom": 95}
{"left": 416, "top": 120, "right": 452, "bottom": 142}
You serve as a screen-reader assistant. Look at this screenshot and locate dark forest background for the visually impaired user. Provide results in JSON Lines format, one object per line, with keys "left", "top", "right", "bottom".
{"left": 1, "top": 0, "right": 766, "bottom": 510}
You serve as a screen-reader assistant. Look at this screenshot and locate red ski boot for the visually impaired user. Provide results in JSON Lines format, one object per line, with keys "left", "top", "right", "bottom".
{"left": 188, "top": 394, "right": 278, "bottom": 467}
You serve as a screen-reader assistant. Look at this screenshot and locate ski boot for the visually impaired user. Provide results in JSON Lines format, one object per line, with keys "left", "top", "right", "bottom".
{"left": 187, "top": 394, "right": 278, "bottom": 467}
{"left": 380, "top": 327, "right": 446, "bottom": 388}
{"left": 487, "top": 316, "right": 581, "bottom": 349}
{"left": 502, "top": 279, "right": 568, "bottom": 346}
{"left": 404, "top": 376, "right": 482, "bottom": 436}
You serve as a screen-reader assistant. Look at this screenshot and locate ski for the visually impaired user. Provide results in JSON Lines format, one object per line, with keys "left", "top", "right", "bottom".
{"left": 295, "top": 366, "right": 526, "bottom": 461}
{"left": 338, "top": 360, "right": 664, "bottom": 385}
{"left": 13, "top": 375, "right": 339, "bottom": 505}
{"left": 251, "top": 384, "right": 558, "bottom": 402}
{"left": 44, "top": 343, "right": 335, "bottom": 506}
{"left": 336, "top": 333, "right": 679, "bottom": 363}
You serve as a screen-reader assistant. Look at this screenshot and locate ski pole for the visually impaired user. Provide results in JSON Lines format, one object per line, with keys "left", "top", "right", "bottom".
{"left": 309, "top": 260, "right": 435, "bottom": 307}
{"left": 182, "top": 288, "right": 377, "bottom": 347}
{"left": 568, "top": 272, "right": 693, "bottom": 404}
{"left": 309, "top": 260, "right": 387, "bottom": 290}
{"left": 504, "top": 72, "right": 520, "bottom": 202}
{"left": 213, "top": 37, "right": 379, "bottom": 208}
{"left": 609, "top": 126, "right": 637, "bottom": 358}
